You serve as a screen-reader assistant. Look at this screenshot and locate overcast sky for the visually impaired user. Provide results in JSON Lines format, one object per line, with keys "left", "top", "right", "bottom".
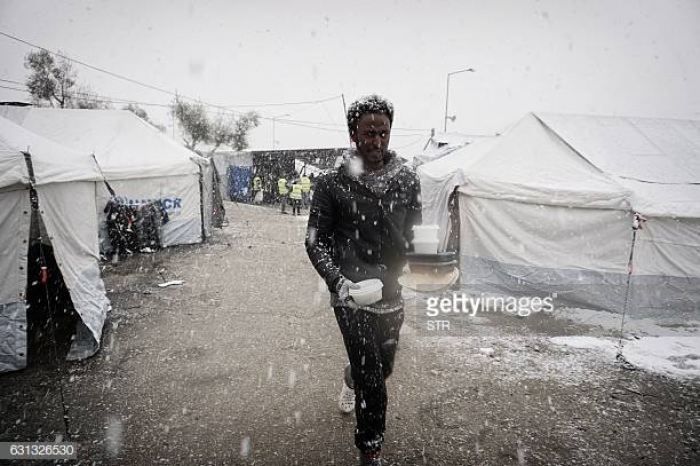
{"left": 1, "top": 0, "right": 699, "bottom": 154}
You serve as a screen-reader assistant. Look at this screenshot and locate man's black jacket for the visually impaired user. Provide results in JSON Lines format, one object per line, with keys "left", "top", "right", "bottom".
{"left": 305, "top": 152, "right": 422, "bottom": 304}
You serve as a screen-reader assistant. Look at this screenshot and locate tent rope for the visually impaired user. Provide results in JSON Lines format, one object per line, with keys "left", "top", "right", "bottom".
{"left": 616, "top": 212, "right": 646, "bottom": 367}
{"left": 92, "top": 154, "right": 116, "bottom": 197}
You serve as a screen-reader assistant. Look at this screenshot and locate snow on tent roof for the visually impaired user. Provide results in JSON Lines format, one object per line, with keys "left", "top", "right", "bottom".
{"left": 459, "top": 113, "right": 633, "bottom": 210}
{"left": 0, "top": 107, "right": 200, "bottom": 180}
{"left": 457, "top": 112, "right": 700, "bottom": 217}
{"left": 0, "top": 116, "right": 101, "bottom": 189}
{"left": 536, "top": 113, "right": 700, "bottom": 217}
{"left": 536, "top": 113, "right": 700, "bottom": 184}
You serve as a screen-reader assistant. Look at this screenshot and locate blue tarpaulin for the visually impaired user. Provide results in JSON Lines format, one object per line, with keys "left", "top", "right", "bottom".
{"left": 227, "top": 166, "right": 254, "bottom": 202}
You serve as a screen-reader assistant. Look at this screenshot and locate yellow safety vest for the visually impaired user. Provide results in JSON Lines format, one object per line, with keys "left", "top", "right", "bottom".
{"left": 300, "top": 176, "right": 311, "bottom": 193}
{"left": 290, "top": 183, "right": 303, "bottom": 200}
{"left": 277, "top": 178, "right": 288, "bottom": 195}
{"left": 253, "top": 176, "right": 262, "bottom": 191}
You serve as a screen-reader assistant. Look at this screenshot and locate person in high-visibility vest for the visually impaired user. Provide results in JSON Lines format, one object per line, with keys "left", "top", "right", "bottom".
{"left": 300, "top": 174, "right": 311, "bottom": 208}
{"left": 252, "top": 174, "right": 262, "bottom": 204}
{"left": 290, "top": 178, "right": 303, "bottom": 215}
{"left": 277, "top": 176, "right": 289, "bottom": 213}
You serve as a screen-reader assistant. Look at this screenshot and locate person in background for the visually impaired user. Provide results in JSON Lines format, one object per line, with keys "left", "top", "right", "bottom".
{"left": 300, "top": 172, "right": 312, "bottom": 208}
{"left": 252, "top": 172, "right": 263, "bottom": 204}
{"left": 305, "top": 94, "right": 422, "bottom": 466}
{"left": 277, "top": 174, "right": 289, "bottom": 214}
{"left": 290, "top": 175, "right": 303, "bottom": 216}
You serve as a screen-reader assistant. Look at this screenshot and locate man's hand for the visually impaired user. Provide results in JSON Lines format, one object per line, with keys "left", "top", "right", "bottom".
{"left": 336, "top": 277, "right": 361, "bottom": 309}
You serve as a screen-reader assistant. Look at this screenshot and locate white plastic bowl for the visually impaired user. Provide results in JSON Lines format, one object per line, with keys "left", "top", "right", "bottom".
{"left": 413, "top": 239, "right": 439, "bottom": 255}
{"left": 350, "top": 279, "right": 383, "bottom": 306}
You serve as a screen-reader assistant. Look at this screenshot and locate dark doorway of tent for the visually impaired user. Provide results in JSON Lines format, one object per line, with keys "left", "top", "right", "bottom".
{"left": 24, "top": 191, "right": 78, "bottom": 368}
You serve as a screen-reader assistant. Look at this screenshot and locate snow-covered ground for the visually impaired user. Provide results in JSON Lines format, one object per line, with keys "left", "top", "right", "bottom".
{"left": 549, "top": 307, "right": 700, "bottom": 379}
{"left": 551, "top": 335, "right": 700, "bottom": 379}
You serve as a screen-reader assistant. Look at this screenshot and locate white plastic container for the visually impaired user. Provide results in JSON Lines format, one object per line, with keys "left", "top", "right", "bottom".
{"left": 413, "top": 239, "right": 439, "bottom": 255}
{"left": 413, "top": 225, "right": 440, "bottom": 241}
{"left": 413, "top": 224, "right": 440, "bottom": 254}
{"left": 350, "top": 279, "right": 383, "bottom": 306}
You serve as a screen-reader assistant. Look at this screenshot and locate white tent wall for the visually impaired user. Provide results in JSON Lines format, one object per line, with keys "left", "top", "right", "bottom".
{"left": 96, "top": 174, "right": 203, "bottom": 248}
{"left": 418, "top": 171, "right": 463, "bottom": 251}
{"left": 36, "top": 181, "right": 111, "bottom": 359}
{"left": 417, "top": 137, "right": 499, "bottom": 250}
{"left": 454, "top": 112, "right": 700, "bottom": 320}
{"left": 460, "top": 196, "right": 633, "bottom": 272}
{"left": 629, "top": 217, "right": 700, "bottom": 318}
{"left": 634, "top": 217, "right": 700, "bottom": 277}
{"left": 457, "top": 194, "right": 641, "bottom": 316}
{"left": 0, "top": 189, "right": 31, "bottom": 372}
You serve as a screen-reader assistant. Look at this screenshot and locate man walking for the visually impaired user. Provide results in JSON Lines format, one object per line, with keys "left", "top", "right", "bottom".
{"left": 290, "top": 175, "right": 303, "bottom": 216}
{"left": 306, "top": 95, "right": 421, "bottom": 465}
{"left": 277, "top": 174, "right": 289, "bottom": 214}
{"left": 252, "top": 172, "right": 263, "bottom": 204}
{"left": 300, "top": 172, "right": 311, "bottom": 208}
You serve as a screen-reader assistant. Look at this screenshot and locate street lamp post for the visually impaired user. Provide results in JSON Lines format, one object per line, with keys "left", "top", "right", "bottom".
{"left": 272, "top": 113, "right": 291, "bottom": 149}
{"left": 443, "top": 68, "right": 475, "bottom": 132}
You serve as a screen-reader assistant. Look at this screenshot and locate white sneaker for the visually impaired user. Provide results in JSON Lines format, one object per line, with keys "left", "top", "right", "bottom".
{"left": 338, "top": 382, "right": 355, "bottom": 414}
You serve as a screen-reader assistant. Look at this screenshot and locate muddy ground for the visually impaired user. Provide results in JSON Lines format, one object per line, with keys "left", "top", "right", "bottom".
{"left": 1, "top": 202, "right": 699, "bottom": 465}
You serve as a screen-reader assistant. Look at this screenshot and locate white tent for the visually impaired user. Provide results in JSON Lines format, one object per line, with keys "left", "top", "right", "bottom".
{"left": 417, "top": 136, "right": 499, "bottom": 250}
{"left": 421, "top": 113, "right": 700, "bottom": 319}
{"left": 0, "top": 116, "right": 110, "bottom": 372}
{"left": 0, "top": 107, "right": 207, "bottom": 248}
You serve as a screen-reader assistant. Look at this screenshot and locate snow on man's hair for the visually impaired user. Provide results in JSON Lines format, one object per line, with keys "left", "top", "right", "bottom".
{"left": 346, "top": 94, "right": 394, "bottom": 137}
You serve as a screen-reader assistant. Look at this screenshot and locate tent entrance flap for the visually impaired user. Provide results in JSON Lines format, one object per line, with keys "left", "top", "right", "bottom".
{"left": 36, "top": 181, "right": 111, "bottom": 359}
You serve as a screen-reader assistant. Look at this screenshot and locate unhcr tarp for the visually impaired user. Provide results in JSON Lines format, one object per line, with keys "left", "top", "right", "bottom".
{"left": 211, "top": 150, "right": 253, "bottom": 201}
{"left": 0, "top": 107, "right": 205, "bottom": 248}
{"left": 450, "top": 113, "right": 700, "bottom": 319}
{"left": 228, "top": 165, "right": 254, "bottom": 202}
{"left": 0, "top": 117, "right": 110, "bottom": 372}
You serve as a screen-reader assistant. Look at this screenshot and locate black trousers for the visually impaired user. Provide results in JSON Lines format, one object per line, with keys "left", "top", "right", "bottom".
{"left": 292, "top": 199, "right": 301, "bottom": 215}
{"left": 334, "top": 306, "right": 404, "bottom": 453}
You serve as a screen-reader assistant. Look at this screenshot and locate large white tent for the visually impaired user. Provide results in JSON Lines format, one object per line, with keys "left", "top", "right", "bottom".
{"left": 0, "top": 107, "right": 208, "bottom": 248}
{"left": 419, "top": 113, "right": 700, "bottom": 319}
{"left": 0, "top": 116, "right": 110, "bottom": 372}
